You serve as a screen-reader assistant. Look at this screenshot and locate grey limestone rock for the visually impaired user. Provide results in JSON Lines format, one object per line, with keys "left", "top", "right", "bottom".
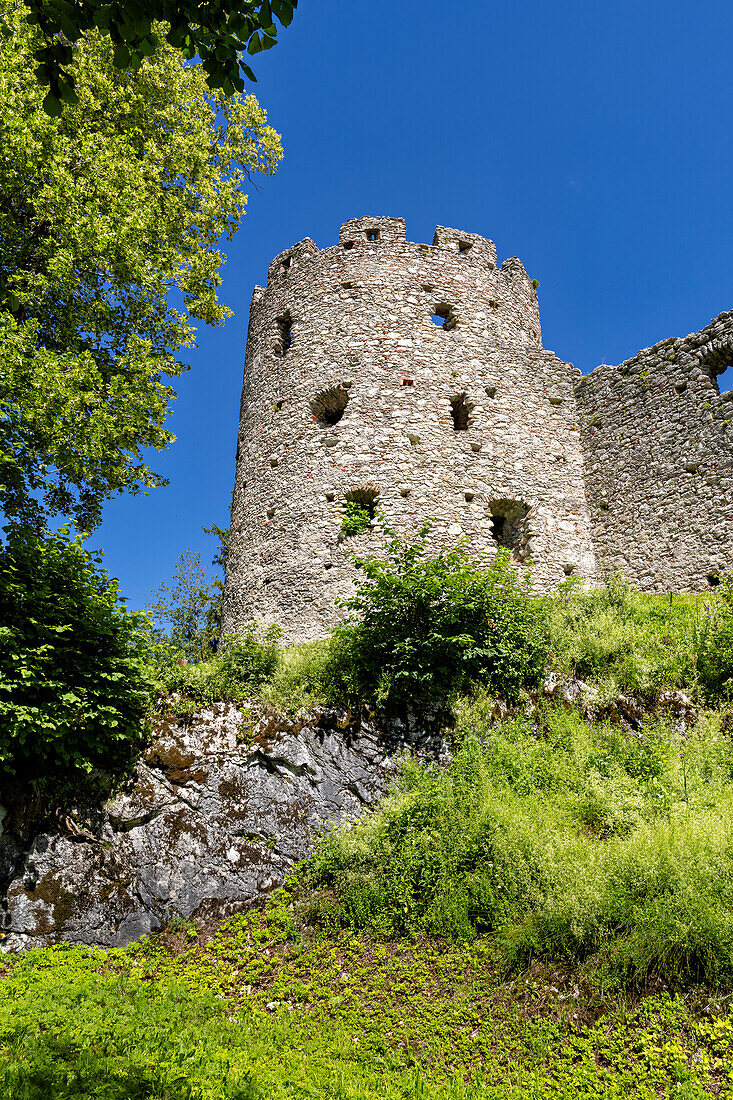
{"left": 0, "top": 704, "right": 404, "bottom": 951}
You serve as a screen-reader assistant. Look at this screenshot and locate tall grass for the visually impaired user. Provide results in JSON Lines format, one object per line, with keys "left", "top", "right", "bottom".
{"left": 306, "top": 696, "right": 733, "bottom": 986}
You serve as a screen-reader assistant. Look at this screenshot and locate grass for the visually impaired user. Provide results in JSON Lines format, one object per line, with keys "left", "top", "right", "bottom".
{"left": 306, "top": 698, "right": 733, "bottom": 988}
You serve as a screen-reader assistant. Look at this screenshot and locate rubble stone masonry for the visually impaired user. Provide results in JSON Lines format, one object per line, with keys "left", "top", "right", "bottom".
{"left": 575, "top": 312, "right": 733, "bottom": 590}
{"left": 222, "top": 217, "right": 733, "bottom": 641}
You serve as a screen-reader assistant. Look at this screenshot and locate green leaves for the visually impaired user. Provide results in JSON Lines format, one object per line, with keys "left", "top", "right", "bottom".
{"left": 22, "top": 0, "right": 298, "bottom": 112}
{"left": 329, "top": 533, "right": 549, "bottom": 714}
{"left": 0, "top": 8, "right": 282, "bottom": 532}
{"left": 0, "top": 530, "right": 153, "bottom": 785}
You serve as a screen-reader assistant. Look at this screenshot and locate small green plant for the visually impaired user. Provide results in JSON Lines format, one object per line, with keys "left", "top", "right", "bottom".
{"left": 341, "top": 500, "right": 374, "bottom": 538}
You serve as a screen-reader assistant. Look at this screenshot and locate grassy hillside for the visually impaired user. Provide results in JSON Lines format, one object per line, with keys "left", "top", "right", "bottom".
{"left": 5, "top": 568, "right": 733, "bottom": 1097}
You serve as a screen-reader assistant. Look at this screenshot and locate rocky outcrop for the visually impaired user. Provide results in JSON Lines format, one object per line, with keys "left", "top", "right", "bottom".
{"left": 0, "top": 703, "right": 411, "bottom": 951}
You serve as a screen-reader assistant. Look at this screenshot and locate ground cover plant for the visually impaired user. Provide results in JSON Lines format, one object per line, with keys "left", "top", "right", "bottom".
{"left": 4, "top": 885, "right": 733, "bottom": 1098}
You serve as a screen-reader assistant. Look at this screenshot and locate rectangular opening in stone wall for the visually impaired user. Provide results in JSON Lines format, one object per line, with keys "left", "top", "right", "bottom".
{"left": 365, "top": 228, "right": 379, "bottom": 242}
{"left": 431, "top": 303, "right": 456, "bottom": 331}
{"left": 343, "top": 240, "right": 354, "bottom": 249}
{"left": 674, "top": 382, "right": 687, "bottom": 394}
{"left": 488, "top": 500, "right": 531, "bottom": 558}
{"left": 281, "top": 256, "right": 292, "bottom": 274}
{"left": 450, "top": 393, "right": 472, "bottom": 430}
{"left": 458, "top": 240, "right": 472, "bottom": 256}
{"left": 491, "top": 515, "right": 506, "bottom": 543}
{"left": 275, "top": 312, "right": 292, "bottom": 355}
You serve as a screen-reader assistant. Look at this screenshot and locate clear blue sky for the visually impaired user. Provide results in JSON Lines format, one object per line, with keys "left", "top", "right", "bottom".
{"left": 95, "top": 0, "right": 733, "bottom": 609}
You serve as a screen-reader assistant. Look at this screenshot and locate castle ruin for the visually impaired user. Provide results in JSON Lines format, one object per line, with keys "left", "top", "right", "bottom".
{"left": 222, "top": 216, "right": 733, "bottom": 642}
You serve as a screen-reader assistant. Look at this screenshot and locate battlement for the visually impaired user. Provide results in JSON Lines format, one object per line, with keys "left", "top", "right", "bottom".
{"left": 338, "top": 215, "right": 406, "bottom": 247}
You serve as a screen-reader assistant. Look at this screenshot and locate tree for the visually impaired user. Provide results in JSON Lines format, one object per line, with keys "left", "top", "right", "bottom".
{"left": 0, "top": 529, "right": 152, "bottom": 785}
{"left": 147, "top": 547, "right": 219, "bottom": 661}
{"left": 16, "top": 0, "right": 297, "bottom": 115}
{"left": 147, "top": 525, "right": 229, "bottom": 659}
{"left": 201, "top": 521, "right": 230, "bottom": 643}
{"left": 0, "top": 6, "right": 282, "bottom": 532}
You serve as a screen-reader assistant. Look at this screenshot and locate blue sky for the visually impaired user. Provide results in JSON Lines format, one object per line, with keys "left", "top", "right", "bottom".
{"left": 95, "top": 0, "right": 733, "bottom": 609}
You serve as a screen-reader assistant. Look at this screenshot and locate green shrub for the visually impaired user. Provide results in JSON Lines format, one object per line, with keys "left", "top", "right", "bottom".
{"left": 547, "top": 575, "right": 699, "bottom": 696}
{"left": 261, "top": 638, "right": 337, "bottom": 711}
{"left": 328, "top": 531, "right": 549, "bottom": 712}
{"left": 340, "top": 500, "right": 374, "bottom": 538}
{"left": 0, "top": 530, "right": 153, "bottom": 785}
{"left": 153, "top": 623, "right": 282, "bottom": 708}
{"left": 694, "top": 578, "right": 733, "bottom": 700}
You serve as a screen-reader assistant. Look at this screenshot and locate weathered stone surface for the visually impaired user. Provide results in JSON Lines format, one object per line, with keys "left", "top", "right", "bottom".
{"left": 222, "top": 215, "right": 733, "bottom": 644}
{"left": 576, "top": 314, "right": 733, "bottom": 591}
{"left": 0, "top": 704, "right": 406, "bottom": 951}
{"left": 223, "top": 216, "right": 599, "bottom": 643}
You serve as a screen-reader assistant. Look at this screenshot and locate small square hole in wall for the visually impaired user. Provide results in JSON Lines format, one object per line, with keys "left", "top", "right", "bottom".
{"left": 431, "top": 303, "right": 456, "bottom": 331}
{"left": 365, "top": 228, "right": 379, "bottom": 242}
{"left": 675, "top": 382, "right": 687, "bottom": 394}
{"left": 402, "top": 377, "right": 413, "bottom": 386}
{"left": 343, "top": 240, "right": 354, "bottom": 250}
{"left": 458, "top": 240, "right": 472, "bottom": 256}
{"left": 281, "top": 256, "right": 292, "bottom": 274}
{"left": 708, "top": 572, "right": 721, "bottom": 587}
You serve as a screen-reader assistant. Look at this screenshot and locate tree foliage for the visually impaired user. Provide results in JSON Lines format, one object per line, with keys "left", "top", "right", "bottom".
{"left": 0, "top": 530, "right": 153, "bottom": 783}
{"left": 0, "top": 6, "right": 282, "bottom": 532}
{"left": 147, "top": 547, "right": 220, "bottom": 661}
{"left": 15, "top": 0, "right": 297, "bottom": 115}
{"left": 329, "top": 530, "right": 550, "bottom": 713}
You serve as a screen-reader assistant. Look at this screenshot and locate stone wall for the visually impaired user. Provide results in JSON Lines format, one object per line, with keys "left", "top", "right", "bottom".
{"left": 575, "top": 312, "right": 733, "bottom": 590}
{"left": 223, "top": 216, "right": 598, "bottom": 642}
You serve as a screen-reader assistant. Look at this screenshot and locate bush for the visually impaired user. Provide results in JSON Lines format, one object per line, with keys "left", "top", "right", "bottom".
{"left": 0, "top": 531, "right": 153, "bottom": 784}
{"left": 547, "top": 575, "right": 699, "bottom": 697}
{"left": 261, "top": 639, "right": 337, "bottom": 711}
{"left": 340, "top": 500, "right": 373, "bottom": 538}
{"left": 328, "top": 531, "right": 549, "bottom": 712}
{"left": 153, "top": 623, "right": 282, "bottom": 708}
{"left": 694, "top": 578, "right": 733, "bottom": 700}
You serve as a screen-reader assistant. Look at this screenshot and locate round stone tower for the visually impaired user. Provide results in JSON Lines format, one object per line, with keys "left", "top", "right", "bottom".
{"left": 222, "top": 216, "right": 597, "bottom": 642}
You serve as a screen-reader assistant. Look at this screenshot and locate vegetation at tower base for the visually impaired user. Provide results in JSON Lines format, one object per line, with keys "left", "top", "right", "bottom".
{"left": 21, "top": 0, "right": 297, "bottom": 116}
{"left": 324, "top": 532, "right": 549, "bottom": 714}
{"left": 0, "top": 529, "right": 152, "bottom": 788}
{"left": 0, "top": 6, "right": 281, "bottom": 533}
